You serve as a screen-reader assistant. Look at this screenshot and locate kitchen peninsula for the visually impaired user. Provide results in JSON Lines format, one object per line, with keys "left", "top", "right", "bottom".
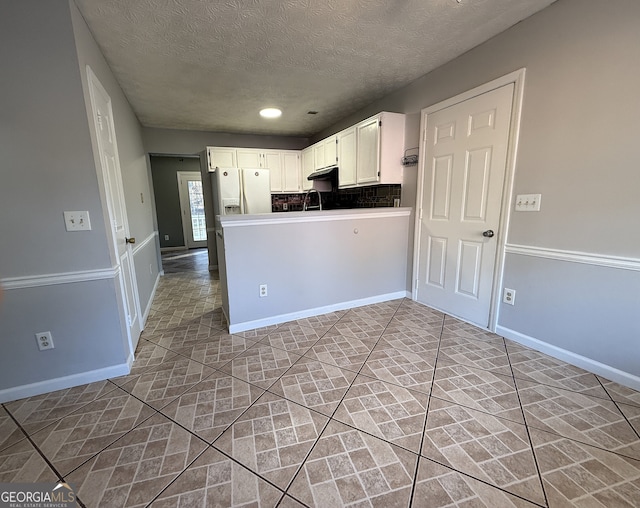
{"left": 216, "top": 208, "right": 412, "bottom": 332}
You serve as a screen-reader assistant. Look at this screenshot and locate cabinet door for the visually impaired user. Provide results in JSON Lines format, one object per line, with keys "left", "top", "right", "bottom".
{"left": 207, "top": 147, "right": 236, "bottom": 170}
{"left": 324, "top": 136, "right": 337, "bottom": 167}
{"left": 282, "top": 152, "right": 301, "bottom": 192}
{"left": 301, "top": 147, "right": 314, "bottom": 191}
{"left": 263, "top": 151, "right": 283, "bottom": 192}
{"left": 237, "top": 149, "right": 262, "bottom": 168}
{"left": 337, "top": 127, "right": 357, "bottom": 187}
{"left": 313, "top": 142, "right": 325, "bottom": 169}
{"left": 356, "top": 117, "right": 380, "bottom": 184}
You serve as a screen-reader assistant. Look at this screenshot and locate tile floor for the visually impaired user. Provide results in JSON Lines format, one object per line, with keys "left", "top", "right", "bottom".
{"left": 1, "top": 249, "right": 640, "bottom": 507}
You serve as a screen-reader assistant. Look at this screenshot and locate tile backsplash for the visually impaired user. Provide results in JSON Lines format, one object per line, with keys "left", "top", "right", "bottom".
{"left": 272, "top": 184, "right": 401, "bottom": 212}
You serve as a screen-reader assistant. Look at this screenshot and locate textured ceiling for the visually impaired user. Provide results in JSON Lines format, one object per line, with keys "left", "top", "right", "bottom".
{"left": 73, "top": 0, "right": 555, "bottom": 137}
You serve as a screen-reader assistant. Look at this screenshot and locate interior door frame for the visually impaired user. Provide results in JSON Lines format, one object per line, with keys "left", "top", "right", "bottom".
{"left": 412, "top": 68, "right": 526, "bottom": 332}
{"left": 177, "top": 171, "right": 207, "bottom": 249}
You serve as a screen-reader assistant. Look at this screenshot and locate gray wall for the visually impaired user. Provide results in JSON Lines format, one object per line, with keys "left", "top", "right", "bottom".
{"left": 149, "top": 156, "right": 201, "bottom": 248}
{"left": 70, "top": 0, "right": 160, "bottom": 314}
{"left": 0, "top": 0, "right": 163, "bottom": 401}
{"left": 316, "top": 0, "right": 640, "bottom": 382}
{"left": 143, "top": 127, "right": 309, "bottom": 155}
{"left": 221, "top": 211, "right": 410, "bottom": 331}
{"left": 0, "top": 0, "right": 130, "bottom": 398}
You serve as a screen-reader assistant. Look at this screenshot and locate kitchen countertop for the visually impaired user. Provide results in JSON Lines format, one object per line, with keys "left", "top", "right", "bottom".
{"left": 217, "top": 207, "right": 412, "bottom": 228}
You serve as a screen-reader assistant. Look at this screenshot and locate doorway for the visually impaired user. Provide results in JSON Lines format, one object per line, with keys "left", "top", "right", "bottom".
{"left": 177, "top": 171, "right": 207, "bottom": 249}
{"left": 413, "top": 70, "right": 525, "bottom": 330}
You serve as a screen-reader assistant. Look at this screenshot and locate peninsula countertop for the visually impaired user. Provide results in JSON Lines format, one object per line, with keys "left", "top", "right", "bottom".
{"left": 217, "top": 207, "right": 412, "bottom": 228}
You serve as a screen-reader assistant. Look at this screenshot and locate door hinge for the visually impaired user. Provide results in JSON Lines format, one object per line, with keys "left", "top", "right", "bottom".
{"left": 379, "top": 120, "right": 382, "bottom": 127}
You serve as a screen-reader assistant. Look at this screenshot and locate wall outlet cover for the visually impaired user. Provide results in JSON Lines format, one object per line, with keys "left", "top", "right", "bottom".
{"left": 64, "top": 211, "right": 92, "bottom": 231}
{"left": 35, "top": 331, "right": 55, "bottom": 351}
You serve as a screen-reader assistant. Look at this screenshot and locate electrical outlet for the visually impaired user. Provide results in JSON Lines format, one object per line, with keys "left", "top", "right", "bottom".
{"left": 164, "top": 235, "right": 169, "bottom": 241}
{"left": 259, "top": 284, "right": 268, "bottom": 298}
{"left": 282, "top": 203, "right": 288, "bottom": 211}
{"left": 503, "top": 288, "right": 516, "bottom": 305}
{"left": 36, "top": 331, "right": 55, "bottom": 351}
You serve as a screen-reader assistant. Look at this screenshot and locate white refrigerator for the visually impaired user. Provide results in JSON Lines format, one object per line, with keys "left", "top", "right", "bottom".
{"left": 213, "top": 167, "right": 272, "bottom": 216}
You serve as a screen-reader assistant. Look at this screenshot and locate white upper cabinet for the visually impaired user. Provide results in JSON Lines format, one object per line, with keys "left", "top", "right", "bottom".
{"left": 282, "top": 152, "right": 301, "bottom": 192}
{"left": 356, "top": 117, "right": 380, "bottom": 184}
{"left": 236, "top": 148, "right": 262, "bottom": 168}
{"left": 313, "top": 136, "right": 337, "bottom": 170}
{"left": 324, "top": 135, "right": 338, "bottom": 168}
{"left": 207, "top": 147, "right": 236, "bottom": 170}
{"left": 355, "top": 112, "right": 405, "bottom": 186}
{"left": 262, "top": 150, "right": 300, "bottom": 193}
{"left": 337, "top": 126, "right": 357, "bottom": 188}
{"left": 263, "top": 150, "right": 283, "bottom": 191}
{"left": 301, "top": 146, "right": 314, "bottom": 191}
{"left": 313, "top": 141, "right": 325, "bottom": 170}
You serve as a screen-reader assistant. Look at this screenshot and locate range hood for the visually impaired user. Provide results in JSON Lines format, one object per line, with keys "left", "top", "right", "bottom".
{"left": 307, "top": 166, "right": 338, "bottom": 180}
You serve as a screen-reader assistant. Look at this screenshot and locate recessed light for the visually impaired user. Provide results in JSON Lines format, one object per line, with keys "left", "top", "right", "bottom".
{"left": 259, "top": 108, "right": 282, "bottom": 119}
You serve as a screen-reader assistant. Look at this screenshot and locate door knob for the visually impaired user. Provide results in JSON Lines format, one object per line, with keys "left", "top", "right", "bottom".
{"left": 482, "top": 230, "right": 494, "bottom": 238}
{"left": 125, "top": 237, "right": 136, "bottom": 244}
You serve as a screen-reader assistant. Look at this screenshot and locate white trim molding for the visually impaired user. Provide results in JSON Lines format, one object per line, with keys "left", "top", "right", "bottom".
{"left": 0, "top": 354, "right": 133, "bottom": 404}
{"left": 228, "top": 291, "right": 410, "bottom": 333}
{"left": 141, "top": 271, "right": 162, "bottom": 325}
{"left": 2, "top": 267, "right": 119, "bottom": 290}
{"left": 131, "top": 231, "right": 158, "bottom": 256}
{"left": 497, "top": 325, "right": 640, "bottom": 392}
{"left": 505, "top": 244, "right": 640, "bottom": 272}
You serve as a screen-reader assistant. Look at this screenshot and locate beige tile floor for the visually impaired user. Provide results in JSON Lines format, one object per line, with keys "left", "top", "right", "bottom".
{"left": 2, "top": 249, "right": 640, "bottom": 507}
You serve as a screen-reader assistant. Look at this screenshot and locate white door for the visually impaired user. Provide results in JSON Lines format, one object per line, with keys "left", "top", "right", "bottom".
{"left": 177, "top": 171, "right": 207, "bottom": 249}
{"left": 86, "top": 67, "right": 141, "bottom": 351}
{"left": 416, "top": 83, "right": 514, "bottom": 327}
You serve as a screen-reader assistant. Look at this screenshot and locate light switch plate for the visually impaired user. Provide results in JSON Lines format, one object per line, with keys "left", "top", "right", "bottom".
{"left": 515, "top": 194, "right": 541, "bottom": 212}
{"left": 64, "top": 211, "right": 92, "bottom": 231}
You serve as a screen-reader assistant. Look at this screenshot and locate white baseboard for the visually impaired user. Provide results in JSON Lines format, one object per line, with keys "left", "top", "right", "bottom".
{"left": 228, "top": 291, "right": 410, "bottom": 334}
{"left": 0, "top": 354, "right": 134, "bottom": 404}
{"left": 496, "top": 325, "right": 640, "bottom": 392}
{"left": 141, "top": 272, "right": 162, "bottom": 325}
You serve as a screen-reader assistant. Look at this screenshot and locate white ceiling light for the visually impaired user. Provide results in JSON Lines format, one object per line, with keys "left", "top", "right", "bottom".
{"left": 259, "top": 108, "right": 282, "bottom": 119}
